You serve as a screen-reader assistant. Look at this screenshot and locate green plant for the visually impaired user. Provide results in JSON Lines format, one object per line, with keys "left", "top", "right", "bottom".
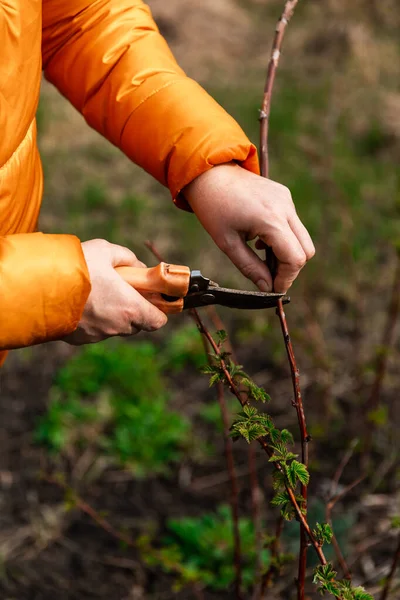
{"left": 314, "top": 564, "right": 373, "bottom": 599}
{"left": 141, "top": 505, "right": 271, "bottom": 591}
{"left": 199, "top": 323, "right": 373, "bottom": 598}
{"left": 35, "top": 340, "right": 191, "bottom": 476}
{"left": 283, "top": 498, "right": 356, "bottom": 567}
{"left": 34, "top": 392, "right": 99, "bottom": 453}
{"left": 101, "top": 390, "right": 189, "bottom": 476}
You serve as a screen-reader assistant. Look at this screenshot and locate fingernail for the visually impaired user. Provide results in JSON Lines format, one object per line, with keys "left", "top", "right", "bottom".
{"left": 256, "top": 279, "right": 272, "bottom": 292}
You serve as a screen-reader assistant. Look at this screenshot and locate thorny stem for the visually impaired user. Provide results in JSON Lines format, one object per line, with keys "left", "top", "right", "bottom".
{"left": 329, "top": 475, "right": 366, "bottom": 511}
{"left": 276, "top": 299, "right": 310, "bottom": 598}
{"left": 144, "top": 243, "right": 329, "bottom": 584}
{"left": 45, "top": 475, "right": 137, "bottom": 548}
{"left": 259, "top": 2, "right": 308, "bottom": 597}
{"left": 191, "top": 310, "right": 327, "bottom": 566}
{"left": 144, "top": 240, "right": 164, "bottom": 263}
{"left": 207, "top": 306, "right": 236, "bottom": 358}
{"left": 379, "top": 533, "right": 400, "bottom": 600}
{"left": 207, "top": 304, "right": 264, "bottom": 587}
{"left": 275, "top": 302, "right": 310, "bottom": 466}
{"left": 259, "top": 0, "right": 300, "bottom": 179}
{"left": 209, "top": 303, "right": 265, "bottom": 594}
{"left": 44, "top": 475, "right": 205, "bottom": 598}
{"left": 208, "top": 304, "right": 264, "bottom": 593}
{"left": 362, "top": 251, "right": 400, "bottom": 468}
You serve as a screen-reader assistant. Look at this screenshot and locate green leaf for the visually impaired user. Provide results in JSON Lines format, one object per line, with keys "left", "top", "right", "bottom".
{"left": 201, "top": 364, "right": 216, "bottom": 374}
{"left": 240, "top": 423, "right": 268, "bottom": 443}
{"left": 272, "top": 470, "right": 286, "bottom": 491}
{"left": 270, "top": 442, "right": 289, "bottom": 458}
{"left": 229, "top": 423, "right": 247, "bottom": 439}
{"left": 288, "top": 460, "right": 310, "bottom": 488}
{"left": 322, "top": 581, "right": 341, "bottom": 596}
{"left": 249, "top": 424, "right": 269, "bottom": 440}
{"left": 284, "top": 452, "right": 299, "bottom": 461}
{"left": 209, "top": 372, "right": 223, "bottom": 387}
{"left": 242, "top": 428, "right": 251, "bottom": 443}
{"left": 269, "top": 454, "right": 286, "bottom": 463}
{"left": 269, "top": 427, "right": 282, "bottom": 443}
{"left": 313, "top": 522, "right": 333, "bottom": 546}
{"left": 351, "top": 587, "right": 374, "bottom": 600}
{"left": 313, "top": 563, "right": 337, "bottom": 585}
{"left": 241, "top": 378, "right": 271, "bottom": 403}
{"left": 258, "top": 413, "right": 274, "bottom": 429}
{"left": 271, "top": 491, "right": 290, "bottom": 507}
{"left": 243, "top": 405, "right": 258, "bottom": 418}
{"left": 312, "top": 564, "right": 373, "bottom": 599}
{"left": 231, "top": 411, "right": 247, "bottom": 423}
{"left": 280, "top": 429, "right": 294, "bottom": 445}
{"left": 215, "top": 330, "right": 228, "bottom": 345}
{"left": 281, "top": 503, "right": 295, "bottom": 522}
{"left": 226, "top": 361, "right": 246, "bottom": 380}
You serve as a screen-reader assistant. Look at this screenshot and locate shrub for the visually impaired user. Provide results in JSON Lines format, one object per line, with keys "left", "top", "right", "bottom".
{"left": 141, "top": 505, "right": 271, "bottom": 592}
{"left": 35, "top": 340, "right": 190, "bottom": 477}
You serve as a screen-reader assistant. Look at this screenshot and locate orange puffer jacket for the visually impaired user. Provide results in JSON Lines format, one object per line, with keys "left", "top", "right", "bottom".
{"left": 0, "top": 0, "right": 258, "bottom": 365}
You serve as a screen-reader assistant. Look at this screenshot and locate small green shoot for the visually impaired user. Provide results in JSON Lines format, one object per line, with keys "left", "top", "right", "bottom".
{"left": 313, "top": 564, "right": 374, "bottom": 599}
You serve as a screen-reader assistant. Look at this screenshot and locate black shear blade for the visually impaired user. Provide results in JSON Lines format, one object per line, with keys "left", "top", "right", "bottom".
{"left": 184, "top": 286, "right": 289, "bottom": 310}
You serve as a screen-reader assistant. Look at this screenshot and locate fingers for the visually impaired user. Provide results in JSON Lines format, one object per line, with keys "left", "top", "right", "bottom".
{"left": 221, "top": 235, "right": 273, "bottom": 292}
{"left": 182, "top": 165, "right": 316, "bottom": 292}
{"left": 126, "top": 287, "right": 168, "bottom": 332}
{"left": 256, "top": 215, "right": 314, "bottom": 293}
{"left": 288, "top": 215, "right": 315, "bottom": 261}
{"left": 76, "top": 239, "right": 167, "bottom": 345}
{"left": 259, "top": 225, "right": 307, "bottom": 293}
{"left": 108, "top": 242, "right": 146, "bottom": 268}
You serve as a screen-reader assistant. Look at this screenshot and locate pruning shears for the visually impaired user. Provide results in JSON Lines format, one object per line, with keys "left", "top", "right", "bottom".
{"left": 116, "top": 262, "right": 289, "bottom": 314}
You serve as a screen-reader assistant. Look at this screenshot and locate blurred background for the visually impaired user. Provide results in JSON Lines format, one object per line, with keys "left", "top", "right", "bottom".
{"left": 0, "top": 0, "right": 399, "bottom": 598}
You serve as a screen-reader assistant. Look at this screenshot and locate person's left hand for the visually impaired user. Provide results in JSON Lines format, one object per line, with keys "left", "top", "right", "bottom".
{"left": 183, "top": 162, "right": 315, "bottom": 293}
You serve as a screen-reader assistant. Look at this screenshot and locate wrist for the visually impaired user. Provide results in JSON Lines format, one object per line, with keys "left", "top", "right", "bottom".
{"left": 183, "top": 162, "right": 240, "bottom": 209}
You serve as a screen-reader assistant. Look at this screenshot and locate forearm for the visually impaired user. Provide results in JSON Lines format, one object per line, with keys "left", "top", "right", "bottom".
{"left": 42, "top": 0, "right": 259, "bottom": 205}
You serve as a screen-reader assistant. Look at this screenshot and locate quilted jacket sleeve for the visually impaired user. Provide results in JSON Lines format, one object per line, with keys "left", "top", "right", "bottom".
{"left": 41, "top": 0, "right": 259, "bottom": 207}
{"left": 0, "top": 233, "right": 91, "bottom": 354}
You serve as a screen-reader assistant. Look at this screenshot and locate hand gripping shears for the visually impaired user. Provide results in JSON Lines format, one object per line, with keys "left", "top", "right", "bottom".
{"left": 116, "top": 262, "right": 289, "bottom": 314}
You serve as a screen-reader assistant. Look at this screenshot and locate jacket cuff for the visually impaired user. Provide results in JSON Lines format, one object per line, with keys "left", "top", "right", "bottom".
{"left": 0, "top": 233, "right": 91, "bottom": 350}
{"left": 119, "top": 77, "right": 260, "bottom": 211}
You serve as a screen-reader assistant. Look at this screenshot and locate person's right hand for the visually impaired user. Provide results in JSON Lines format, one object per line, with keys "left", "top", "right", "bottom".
{"left": 64, "top": 239, "right": 168, "bottom": 345}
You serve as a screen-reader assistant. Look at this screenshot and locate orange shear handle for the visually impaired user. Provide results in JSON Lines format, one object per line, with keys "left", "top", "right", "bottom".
{"left": 115, "top": 262, "right": 191, "bottom": 314}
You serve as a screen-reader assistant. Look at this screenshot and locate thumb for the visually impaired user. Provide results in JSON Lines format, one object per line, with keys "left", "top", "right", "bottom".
{"left": 222, "top": 236, "right": 273, "bottom": 292}
{"left": 108, "top": 243, "right": 146, "bottom": 268}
